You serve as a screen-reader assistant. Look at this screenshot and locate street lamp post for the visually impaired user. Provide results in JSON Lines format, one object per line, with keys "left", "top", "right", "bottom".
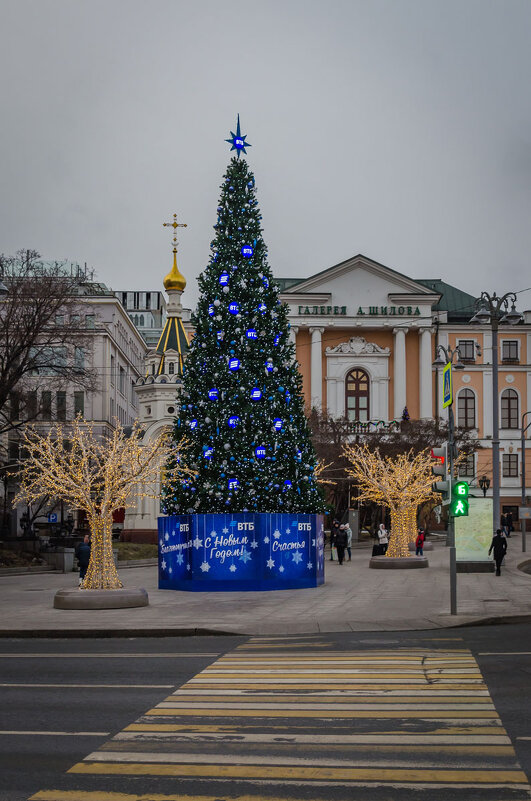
{"left": 521, "top": 411, "right": 531, "bottom": 553}
{"left": 479, "top": 475, "right": 491, "bottom": 498}
{"left": 433, "top": 344, "right": 464, "bottom": 615}
{"left": 470, "top": 292, "right": 522, "bottom": 535}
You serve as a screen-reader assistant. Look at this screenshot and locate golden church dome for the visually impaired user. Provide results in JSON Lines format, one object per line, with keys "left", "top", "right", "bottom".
{"left": 163, "top": 250, "right": 187, "bottom": 292}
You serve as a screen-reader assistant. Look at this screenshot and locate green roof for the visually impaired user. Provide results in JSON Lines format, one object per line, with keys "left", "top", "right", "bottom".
{"left": 416, "top": 279, "right": 477, "bottom": 321}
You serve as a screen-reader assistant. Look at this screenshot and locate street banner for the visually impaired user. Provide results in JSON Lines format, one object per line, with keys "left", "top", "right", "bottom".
{"left": 443, "top": 361, "right": 452, "bottom": 408}
{"left": 455, "top": 497, "right": 493, "bottom": 562}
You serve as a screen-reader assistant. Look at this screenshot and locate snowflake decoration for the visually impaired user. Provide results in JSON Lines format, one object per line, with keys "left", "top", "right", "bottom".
{"left": 273, "top": 529, "right": 281, "bottom": 540}
{"left": 161, "top": 559, "right": 167, "bottom": 570}
{"left": 292, "top": 550, "right": 303, "bottom": 564}
{"left": 164, "top": 532, "right": 169, "bottom": 542}
{"left": 229, "top": 564, "right": 237, "bottom": 573}
{"left": 263, "top": 536, "right": 270, "bottom": 544}
{"left": 222, "top": 527, "right": 229, "bottom": 534}
{"left": 250, "top": 539, "right": 258, "bottom": 549}
{"left": 239, "top": 548, "right": 252, "bottom": 564}
{"left": 266, "top": 558, "right": 275, "bottom": 569}
{"left": 200, "top": 561, "right": 210, "bottom": 572}
{"left": 176, "top": 553, "right": 184, "bottom": 565}
{"left": 279, "top": 565, "right": 285, "bottom": 573}
{"left": 193, "top": 535, "right": 203, "bottom": 550}
{"left": 307, "top": 561, "right": 313, "bottom": 570}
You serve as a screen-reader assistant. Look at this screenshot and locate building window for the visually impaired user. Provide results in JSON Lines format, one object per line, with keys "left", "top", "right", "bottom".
{"left": 502, "top": 340, "right": 519, "bottom": 362}
{"left": 74, "top": 391, "right": 84, "bottom": 418}
{"left": 501, "top": 389, "right": 519, "bottom": 429}
{"left": 502, "top": 454, "right": 519, "bottom": 477}
{"left": 56, "top": 391, "right": 67, "bottom": 421}
{"left": 457, "top": 340, "right": 475, "bottom": 362}
{"left": 168, "top": 362, "right": 175, "bottom": 375}
{"left": 458, "top": 453, "right": 475, "bottom": 478}
{"left": 457, "top": 389, "right": 476, "bottom": 429}
{"left": 74, "top": 346, "right": 85, "bottom": 373}
{"left": 345, "top": 368, "right": 370, "bottom": 422}
{"left": 85, "top": 314, "right": 95, "bottom": 329}
{"left": 10, "top": 392, "right": 20, "bottom": 421}
{"left": 26, "top": 391, "right": 38, "bottom": 420}
{"left": 139, "top": 315, "right": 145, "bottom": 327}
{"left": 119, "top": 366, "right": 125, "bottom": 395}
{"left": 41, "top": 391, "right": 52, "bottom": 421}
{"left": 110, "top": 355, "right": 115, "bottom": 385}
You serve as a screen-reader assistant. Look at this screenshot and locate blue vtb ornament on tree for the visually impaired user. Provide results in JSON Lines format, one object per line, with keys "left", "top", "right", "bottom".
{"left": 246, "top": 328, "right": 257, "bottom": 339}
{"left": 208, "top": 388, "right": 219, "bottom": 400}
{"left": 255, "top": 446, "right": 266, "bottom": 459}
{"left": 251, "top": 388, "right": 262, "bottom": 400}
{"left": 228, "top": 302, "right": 239, "bottom": 315}
{"left": 229, "top": 358, "right": 240, "bottom": 371}
{"left": 228, "top": 416, "right": 240, "bottom": 428}
{"left": 241, "top": 246, "right": 254, "bottom": 258}
{"left": 219, "top": 272, "right": 230, "bottom": 285}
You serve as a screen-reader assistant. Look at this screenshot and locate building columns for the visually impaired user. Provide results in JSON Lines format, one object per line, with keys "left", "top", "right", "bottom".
{"left": 419, "top": 327, "right": 433, "bottom": 419}
{"left": 310, "top": 327, "right": 324, "bottom": 409}
{"left": 393, "top": 327, "right": 407, "bottom": 419}
{"left": 326, "top": 377, "right": 337, "bottom": 417}
{"left": 289, "top": 325, "right": 298, "bottom": 349}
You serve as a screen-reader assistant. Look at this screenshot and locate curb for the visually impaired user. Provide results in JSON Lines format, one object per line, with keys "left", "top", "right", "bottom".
{"left": 1, "top": 613, "right": 531, "bottom": 638}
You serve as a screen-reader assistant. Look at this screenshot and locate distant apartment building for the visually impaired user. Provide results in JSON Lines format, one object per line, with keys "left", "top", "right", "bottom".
{"left": 115, "top": 290, "right": 167, "bottom": 348}
{"left": 4, "top": 271, "right": 147, "bottom": 535}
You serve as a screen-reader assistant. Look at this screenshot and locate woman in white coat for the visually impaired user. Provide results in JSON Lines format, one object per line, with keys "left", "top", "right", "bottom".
{"left": 377, "top": 523, "right": 389, "bottom": 555}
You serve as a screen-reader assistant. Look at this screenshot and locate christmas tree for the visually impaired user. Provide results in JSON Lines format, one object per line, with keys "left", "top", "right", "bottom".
{"left": 163, "top": 117, "right": 324, "bottom": 514}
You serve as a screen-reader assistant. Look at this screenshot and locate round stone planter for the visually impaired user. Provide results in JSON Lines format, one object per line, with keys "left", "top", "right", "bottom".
{"left": 369, "top": 556, "right": 429, "bottom": 569}
{"left": 54, "top": 587, "right": 149, "bottom": 609}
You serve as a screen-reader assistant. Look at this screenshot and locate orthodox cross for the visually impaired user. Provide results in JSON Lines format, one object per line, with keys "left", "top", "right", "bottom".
{"left": 163, "top": 214, "right": 187, "bottom": 250}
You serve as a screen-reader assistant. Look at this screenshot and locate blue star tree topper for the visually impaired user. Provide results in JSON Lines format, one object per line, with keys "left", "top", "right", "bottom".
{"left": 225, "top": 114, "right": 252, "bottom": 158}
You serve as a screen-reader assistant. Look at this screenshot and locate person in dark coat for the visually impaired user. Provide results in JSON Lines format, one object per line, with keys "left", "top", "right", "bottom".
{"left": 330, "top": 519, "right": 340, "bottom": 561}
{"left": 335, "top": 525, "right": 348, "bottom": 565}
{"left": 415, "top": 528, "right": 425, "bottom": 557}
{"left": 75, "top": 534, "right": 91, "bottom": 587}
{"left": 488, "top": 529, "right": 508, "bottom": 576}
{"left": 506, "top": 511, "right": 513, "bottom": 537}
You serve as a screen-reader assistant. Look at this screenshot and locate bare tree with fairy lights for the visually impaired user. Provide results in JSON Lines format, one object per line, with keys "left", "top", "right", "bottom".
{"left": 14, "top": 418, "right": 190, "bottom": 589}
{"left": 342, "top": 444, "right": 437, "bottom": 558}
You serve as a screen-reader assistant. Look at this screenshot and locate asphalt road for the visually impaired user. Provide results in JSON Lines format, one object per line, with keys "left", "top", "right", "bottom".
{"left": 0, "top": 625, "right": 530, "bottom": 801}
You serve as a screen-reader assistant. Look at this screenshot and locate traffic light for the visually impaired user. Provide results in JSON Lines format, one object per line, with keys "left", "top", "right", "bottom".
{"left": 450, "top": 481, "right": 469, "bottom": 517}
{"left": 431, "top": 445, "right": 451, "bottom": 503}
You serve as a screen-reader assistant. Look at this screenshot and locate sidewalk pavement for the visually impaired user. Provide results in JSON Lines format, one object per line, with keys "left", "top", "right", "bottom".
{"left": 1, "top": 537, "right": 530, "bottom": 636}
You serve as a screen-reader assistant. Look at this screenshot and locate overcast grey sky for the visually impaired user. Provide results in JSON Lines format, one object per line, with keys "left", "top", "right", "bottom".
{"left": 1, "top": 0, "right": 530, "bottom": 309}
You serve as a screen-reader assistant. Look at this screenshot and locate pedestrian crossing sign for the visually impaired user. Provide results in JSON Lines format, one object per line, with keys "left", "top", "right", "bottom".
{"left": 443, "top": 362, "right": 452, "bottom": 408}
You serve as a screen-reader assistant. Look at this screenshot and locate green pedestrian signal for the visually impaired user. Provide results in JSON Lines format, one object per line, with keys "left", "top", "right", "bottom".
{"left": 451, "top": 481, "right": 469, "bottom": 516}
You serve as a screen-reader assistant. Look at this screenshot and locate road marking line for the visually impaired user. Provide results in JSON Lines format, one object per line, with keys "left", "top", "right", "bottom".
{"left": 478, "top": 652, "right": 531, "bottom": 656}
{"left": 125, "top": 724, "right": 508, "bottom": 734}
{"left": 143, "top": 707, "right": 499, "bottom": 720}
{"left": 0, "top": 684, "right": 174, "bottom": 689}
{"left": 68, "top": 761, "right": 529, "bottom": 783}
{"left": 169, "top": 692, "right": 493, "bottom": 701}
{"left": 113, "top": 731, "right": 511, "bottom": 744}
{"left": 158, "top": 701, "right": 495, "bottom": 711}
{"left": 82, "top": 749, "right": 519, "bottom": 767}
{"left": 0, "top": 653, "right": 220, "bottom": 658}
{"left": 0, "top": 730, "right": 109, "bottom": 736}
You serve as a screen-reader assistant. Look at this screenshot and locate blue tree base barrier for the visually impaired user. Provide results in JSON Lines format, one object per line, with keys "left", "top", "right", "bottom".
{"left": 158, "top": 513, "right": 324, "bottom": 591}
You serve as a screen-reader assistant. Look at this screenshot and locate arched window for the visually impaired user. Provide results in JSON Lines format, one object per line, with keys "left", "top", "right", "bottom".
{"left": 345, "top": 368, "right": 370, "bottom": 422}
{"left": 501, "top": 389, "right": 519, "bottom": 429}
{"left": 168, "top": 362, "right": 175, "bottom": 374}
{"left": 457, "top": 389, "right": 476, "bottom": 429}
{"left": 139, "top": 315, "right": 145, "bottom": 327}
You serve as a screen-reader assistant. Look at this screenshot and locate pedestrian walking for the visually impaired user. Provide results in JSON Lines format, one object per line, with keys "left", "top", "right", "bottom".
{"left": 377, "top": 523, "right": 389, "bottom": 555}
{"left": 415, "top": 528, "right": 425, "bottom": 557}
{"left": 489, "top": 529, "right": 508, "bottom": 576}
{"left": 501, "top": 513, "right": 509, "bottom": 538}
{"left": 344, "top": 522, "right": 353, "bottom": 560}
{"left": 506, "top": 511, "right": 513, "bottom": 537}
{"left": 335, "top": 525, "right": 348, "bottom": 565}
{"left": 75, "top": 534, "right": 91, "bottom": 587}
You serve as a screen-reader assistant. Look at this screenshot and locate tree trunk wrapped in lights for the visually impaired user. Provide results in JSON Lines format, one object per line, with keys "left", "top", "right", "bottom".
{"left": 14, "top": 419, "right": 190, "bottom": 589}
{"left": 342, "top": 444, "right": 436, "bottom": 558}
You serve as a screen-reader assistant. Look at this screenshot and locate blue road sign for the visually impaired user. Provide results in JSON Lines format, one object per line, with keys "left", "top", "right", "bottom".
{"left": 48, "top": 513, "right": 58, "bottom": 523}
{"left": 443, "top": 361, "right": 453, "bottom": 408}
